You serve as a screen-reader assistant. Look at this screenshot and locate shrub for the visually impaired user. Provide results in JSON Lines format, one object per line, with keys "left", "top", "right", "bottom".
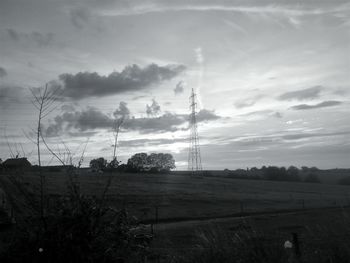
{"left": 0, "top": 174, "right": 149, "bottom": 263}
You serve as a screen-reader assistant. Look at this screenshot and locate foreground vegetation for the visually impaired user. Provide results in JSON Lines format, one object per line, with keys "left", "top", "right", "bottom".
{"left": 1, "top": 169, "right": 350, "bottom": 262}
{"left": 0, "top": 173, "right": 150, "bottom": 262}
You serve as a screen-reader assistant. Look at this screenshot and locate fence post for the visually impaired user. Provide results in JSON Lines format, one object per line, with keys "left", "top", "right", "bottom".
{"left": 292, "top": 232, "right": 301, "bottom": 262}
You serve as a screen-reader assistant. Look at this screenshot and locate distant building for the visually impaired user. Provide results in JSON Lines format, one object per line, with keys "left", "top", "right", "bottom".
{"left": 2, "top": 158, "right": 32, "bottom": 169}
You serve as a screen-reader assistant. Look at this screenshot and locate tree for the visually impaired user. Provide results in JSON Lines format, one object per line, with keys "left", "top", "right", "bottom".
{"left": 89, "top": 157, "right": 107, "bottom": 172}
{"left": 127, "top": 153, "right": 175, "bottom": 172}
{"left": 287, "top": 166, "right": 300, "bottom": 181}
{"left": 127, "top": 153, "right": 148, "bottom": 171}
{"left": 151, "top": 153, "right": 175, "bottom": 172}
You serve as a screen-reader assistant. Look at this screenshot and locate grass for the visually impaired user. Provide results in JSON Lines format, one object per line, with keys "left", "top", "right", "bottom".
{"left": 2, "top": 170, "right": 350, "bottom": 262}
{"left": 4, "top": 170, "right": 350, "bottom": 222}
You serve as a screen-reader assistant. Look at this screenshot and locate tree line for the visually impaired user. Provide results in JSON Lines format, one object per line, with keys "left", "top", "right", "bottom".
{"left": 89, "top": 152, "right": 176, "bottom": 173}
{"left": 223, "top": 165, "right": 321, "bottom": 183}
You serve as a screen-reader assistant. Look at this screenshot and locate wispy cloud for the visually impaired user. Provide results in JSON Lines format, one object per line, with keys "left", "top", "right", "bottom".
{"left": 0, "top": 67, "right": 7, "bottom": 78}
{"left": 97, "top": 3, "right": 349, "bottom": 17}
{"left": 291, "top": 100, "right": 342, "bottom": 110}
{"left": 278, "top": 86, "right": 323, "bottom": 101}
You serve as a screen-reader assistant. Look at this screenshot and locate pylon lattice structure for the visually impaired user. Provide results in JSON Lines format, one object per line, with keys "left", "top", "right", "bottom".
{"left": 188, "top": 88, "right": 203, "bottom": 174}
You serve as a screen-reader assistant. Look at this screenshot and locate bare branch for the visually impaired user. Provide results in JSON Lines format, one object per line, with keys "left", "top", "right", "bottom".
{"left": 40, "top": 133, "right": 66, "bottom": 166}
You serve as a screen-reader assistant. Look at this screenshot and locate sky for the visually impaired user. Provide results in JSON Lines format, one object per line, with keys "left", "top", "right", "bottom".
{"left": 0, "top": 0, "right": 349, "bottom": 169}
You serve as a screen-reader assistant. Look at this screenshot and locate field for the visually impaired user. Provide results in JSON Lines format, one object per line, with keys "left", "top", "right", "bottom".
{"left": 2, "top": 170, "right": 350, "bottom": 261}
{"left": 3, "top": 170, "right": 350, "bottom": 222}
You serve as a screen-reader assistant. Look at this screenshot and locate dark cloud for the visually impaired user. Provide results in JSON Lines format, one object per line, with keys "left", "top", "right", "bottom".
{"left": 196, "top": 109, "right": 221, "bottom": 122}
{"left": 6, "top": 29, "right": 19, "bottom": 41}
{"left": 113, "top": 101, "right": 130, "bottom": 118}
{"left": 282, "top": 131, "right": 350, "bottom": 141}
{"left": 45, "top": 107, "right": 113, "bottom": 137}
{"left": 146, "top": 99, "right": 161, "bottom": 116}
{"left": 70, "top": 7, "right": 91, "bottom": 29}
{"left": 125, "top": 113, "right": 186, "bottom": 133}
{"left": 58, "top": 63, "right": 185, "bottom": 99}
{"left": 291, "top": 100, "right": 342, "bottom": 110}
{"left": 44, "top": 107, "right": 221, "bottom": 136}
{"left": 0, "top": 67, "right": 7, "bottom": 78}
{"left": 174, "top": 81, "right": 185, "bottom": 95}
{"left": 6, "top": 28, "right": 54, "bottom": 47}
{"left": 118, "top": 137, "right": 187, "bottom": 148}
{"left": 278, "top": 86, "right": 323, "bottom": 101}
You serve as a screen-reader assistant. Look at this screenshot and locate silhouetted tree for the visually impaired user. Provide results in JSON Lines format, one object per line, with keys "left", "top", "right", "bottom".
{"left": 89, "top": 157, "right": 107, "bottom": 172}
{"left": 127, "top": 152, "right": 175, "bottom": 172}
{"left": 287, "top": 166, "right": 300, "bottom": 181}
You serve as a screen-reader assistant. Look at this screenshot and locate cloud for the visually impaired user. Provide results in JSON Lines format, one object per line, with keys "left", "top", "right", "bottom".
{"left": 6, "top": 28, "right": 54, "bottom": 47}
{"left": 241, "top": 110, "right": 282, "bottom": 119}
{"left": 146, "top": 99, "right": 161, "bottom": 116}
{"left": 118, "top": 137, "right": 187, "bottom": 148}
{"left": 113, "top": 101, "right": 130, "bottom": 118}
{"left": 70, "top": 7, "right": 91, "bottom": 29}
{"left": 45, "top": 107, "right": 222, "bottom": 136}
{"left": 0, "top": 86, "right": 27, "bottom": 108}
{"left": 234, "top": 95, "right": 264, "bottom": 109}
{"left": 273, "top": 112, "right": 283, "bottom": 118}
{"left": 291, "top": 100, "right": 342, "bottom": 110}
{"left": 234, "top": 101, "right": 255, "bottom": 109}
{"left": 45, "top": 107, "right": 113, "bottom": 137}
{"left": 282, "top": 131, "right": 350, "bottom": 141}
{"left": 196, "top": 109, "right": 221, "bottom": 122}
{"left": 6, "top": 29, "right": 19, "bottom": 41}
{"left": 278, "top": 86, "right": 323, "bottom": 101}
{"left": 194, "top": 47, "right": 204, "bottom": 64}
{"left": 58, "top": 63, "right": 185, "bottom": 99}
{"left": 0, "top": 67, "right": 7, "bottom": 78}
{"left": 98, "top": 3, "right": 349, "bottom": 17}
{"left": 31, "top": 31, "right": 54, "bottom": 47}
{"left": 174, "top": 80, "right": 185, "bottom": 95}
{"left": 125, "top": 113, "right": 186, "bottom": 133}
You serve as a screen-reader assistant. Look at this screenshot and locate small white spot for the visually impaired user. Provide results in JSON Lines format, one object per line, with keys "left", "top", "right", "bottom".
{"left": 284, "top": 240, "right": 293, "bottom": 249}
{"left": 38, "top": 248, "right": 44, "bottom": 253}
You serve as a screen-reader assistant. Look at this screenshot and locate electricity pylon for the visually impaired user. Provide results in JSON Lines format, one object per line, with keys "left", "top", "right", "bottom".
{"left": 188, "top": 88, "right": 202, "bottom": 174}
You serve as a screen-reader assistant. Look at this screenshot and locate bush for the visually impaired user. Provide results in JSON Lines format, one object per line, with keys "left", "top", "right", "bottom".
{"left": 0, "top": 175, "right": 149, "bottom": 263}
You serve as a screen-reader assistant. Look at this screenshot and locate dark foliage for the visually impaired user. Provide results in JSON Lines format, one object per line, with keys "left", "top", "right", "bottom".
{"left": 0, "top": 175, "right": 149, "bottom": 263}
{"left": 127, "top": 152, "right": 175, "bottom": 172}
{"left": 89, "top": 157, "right": 108, "bottom": 172}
